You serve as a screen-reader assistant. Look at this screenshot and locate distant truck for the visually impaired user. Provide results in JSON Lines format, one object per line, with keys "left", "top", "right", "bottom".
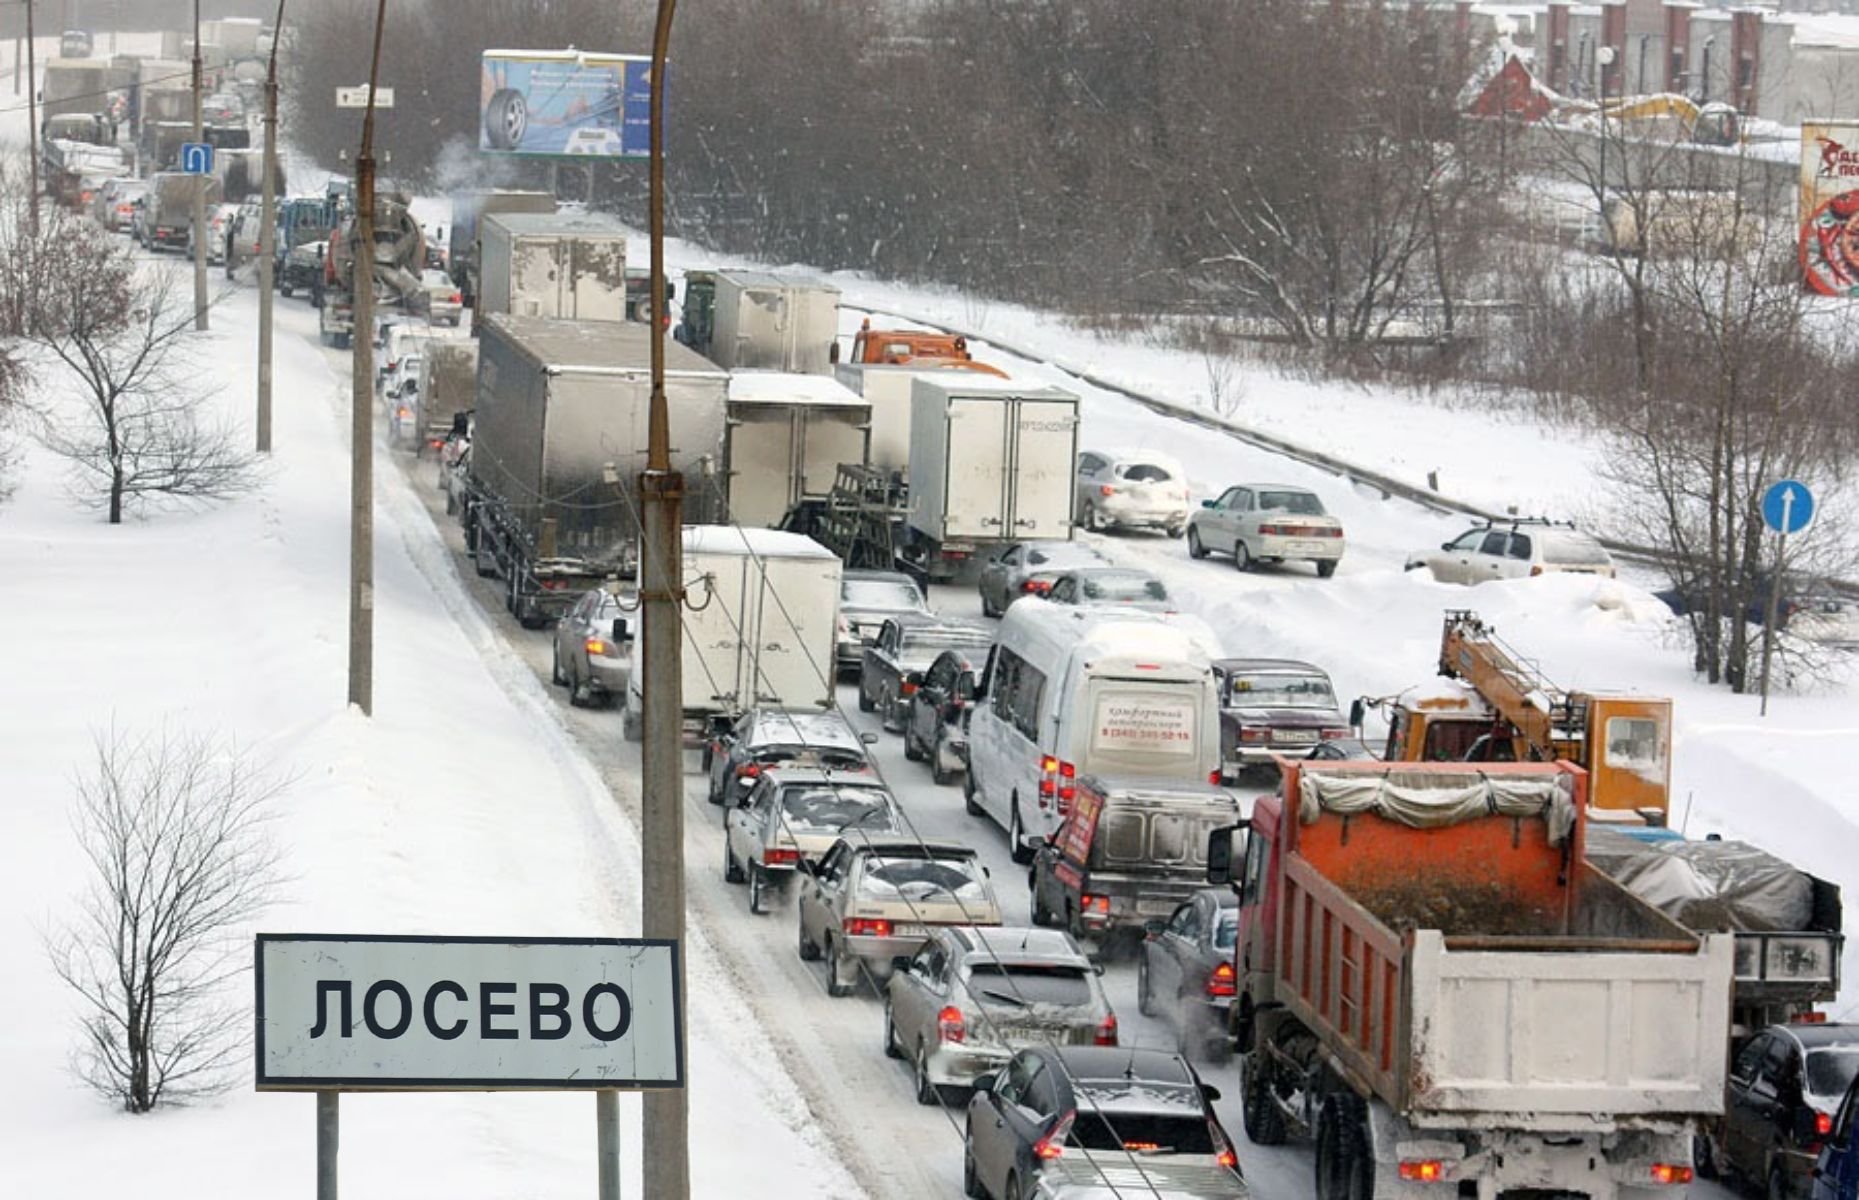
{"left": 42, "top": 138, "right": 126, "bottom": 210}
{"left": 274, "top": 195, "right": 335, "bottom": 280}
{"left": 446, "top": 189, "right": 556, "bottom": 307}
{"left": 460, "top": 315, "right": 728, "bottom": 627}
{"left": 140, "top": 171, "right": 221, "bottom": 251}
{"left": 411, "top": 341, "right": 479, "bottom": 457}
{"left": 1209, "top": 759, "right": 1733, "bottom": 1200}
{"left": 903, "top": 377, "right": 1079, "bottom": 583}
{"left": 723, "top": 372, "right": 870, "bottom": 528}
{"left": 622, "top": 526, "right": 842, "bottom": 742}
{"left": 704, "top": 270, "right": 840, "bottom": 373}
{"left": 41, "top": 59, "right": 109, "bottom": 122}
{"left": 139, "top": 120, "right": 193, "bottom": 173}
{"left": 319, "top": 190, "right": 425, "bottom": 349}
{"left": 477, "top": 210, "right": 627, "bottom": 322}
{"left": 832, "top": 317, "right": 1007, "bottom": 377}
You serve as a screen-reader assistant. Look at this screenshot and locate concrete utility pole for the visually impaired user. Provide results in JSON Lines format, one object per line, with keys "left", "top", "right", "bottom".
{"left": 640, "top": 3, "right": 689, "bottom": 1197}
{"left": 191, "top": 0, "right": 208, "bottom": 331}
{"left": 256, "top": 0, "right": 285, "bottom": 453}
{"left": 348, "top": 0, "right": 388, "bottom": 716}
{"left": 25, "top": 0, "right": 37, "bottom": 233}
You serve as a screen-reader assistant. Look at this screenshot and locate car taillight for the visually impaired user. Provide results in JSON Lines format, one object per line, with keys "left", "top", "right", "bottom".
{"left": 736, "top": 763, "right": 761, "bottom": 779}
{"left": 764, "top": 847, "right": 800, "bottom": 868}
{"left": 1206, "top": 961, "right": 1237, "bottom": 998}
{"left": 1041, "top": 756, "right": 1059, "bottom": 773}
{"left": 1818, "top": 1110, "right": 1835, "bottom": 1137}
{"left": 1258, "top": 523, "right": 1282, "bottom": 536}
{"left": 1650, "top": 1164, "right": 1693, "bottom": 1186}
{"left": 1209, "top": 769, "right": 1222, "bottom": 784}
{"left": 1239, "top": 728, "right": 1270, "bottom": 743}
{"left": 1093, "top": 1012, "right": 1118, "bottom": 1046}
{"left": 1211, "top": 1122, "right": 1239, "bottom": 1171}
{"left": 1022, "top": 578, "right": 1052, "bottom": 594}
{"left": 386, "top": 358, "right": 397, "bottom": 371}
{"left": 1033, "top": 1110, "right": 1074, "bottom": 1160}
{"left": 936, "top": 1005, "right": 965, "bottom": 1044}
{"left": 1322, "top": 727, "right": 1351, "bottom": 740}
{"left": 449, "top": 292, "right": 461, "bottom": 303}
{"left": 1098, "top": 484, "right": 1117, "bottom": 496}
{"left": 1322, "top": 527, "right": 1343, "bottom": 538}
{"left": 843, "top": 917, "right": 891, "bottom": 937}
{"left": 900, "top": 679, "right": 918, "bottom": 696}
{"left": 395, "top": 406, "right": 410, "bottom": 420}
{"left": 584, "top": 638, "right": 609, "bottom": 656}
{"left": 1400, "top": 1160, "right": 1446, "bottom": 1183}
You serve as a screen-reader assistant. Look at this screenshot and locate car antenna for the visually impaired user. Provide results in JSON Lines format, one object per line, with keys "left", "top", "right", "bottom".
{"left": 1124, "top": 1050, "right": 1138, "bottom": 1079}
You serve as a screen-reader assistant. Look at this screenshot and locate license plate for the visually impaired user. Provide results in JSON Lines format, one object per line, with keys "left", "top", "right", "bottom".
{"left": 1274, "top": 730, "right": 1319, "bottom": 745}
{"left": 1137, "top": 899, "right": 1177, "bottom": 916}
{"left": 892, "top": 923, "right": 926, "bottom": 938}
{"left": 1290, "top": 540, "right": 1328, "bottom": 555}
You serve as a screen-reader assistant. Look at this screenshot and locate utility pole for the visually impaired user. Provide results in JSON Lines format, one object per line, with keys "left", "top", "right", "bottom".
{"left": 348, "top": 0, "right": 387, "bottom": 716}
{"left": 640, "top": 4, "right": 689, "bottom": 1198}
{"left": 25, "top": 0, "right": 37, "bottom": 232}
{"left": 256, "top": 0, "right": 284, "bottom": 453}
{"left": 190, "top": 0, "right": 208, "bottom": 331}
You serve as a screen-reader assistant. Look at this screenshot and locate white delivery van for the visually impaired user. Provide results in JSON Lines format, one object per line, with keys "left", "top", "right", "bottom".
{"left": 964, "top": 599, "right": 1222, "bottom": 864}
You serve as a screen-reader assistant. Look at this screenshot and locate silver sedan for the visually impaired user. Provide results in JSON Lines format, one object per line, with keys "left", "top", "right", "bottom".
{"left": 550, "top": 587, "right": 632, "bottom": 707}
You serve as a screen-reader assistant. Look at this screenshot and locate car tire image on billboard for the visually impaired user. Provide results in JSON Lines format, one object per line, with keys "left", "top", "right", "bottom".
{"left": 483, "top": 87, "right": 529, "bottom": 151}
{"left": 479, "top": 49, "right": 655, "bottom": 160}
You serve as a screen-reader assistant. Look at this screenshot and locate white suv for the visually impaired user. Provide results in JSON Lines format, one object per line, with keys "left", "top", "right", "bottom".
{"left": 1409, "top": 521, "right": 1615, "bottom": 584}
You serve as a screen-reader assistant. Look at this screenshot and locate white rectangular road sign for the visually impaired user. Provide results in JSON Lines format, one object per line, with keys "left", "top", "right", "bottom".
{"left": 335, "top": 84, "right": 395, "bottom": 108}
{"left": 255, "top": 934, "right": 683, "bottom": 1090}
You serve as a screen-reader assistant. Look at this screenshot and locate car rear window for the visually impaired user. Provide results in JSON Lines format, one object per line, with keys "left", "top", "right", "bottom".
{"left": 1214, "top": 913, "right": 1238, "bottom": 950}
{"left": 1118, "top": 463, "right": 1175, "bottom": 483}
{"left": 1807, "top": 1047, "right": 1859, "bottom": 1099}
{"left": 1099, "top": 810, "right": 1195, "bottom": 865}
{"left": 1227, "top": 673, "right": 1336, "bottom": 709}
{"left": 1066, "top": 1109, "right": 1215, "bottom": 1154}
{"left": 779, "top": 787, "right": 896, "bottom": 834}
{"left": 1541, "top": 532, "right": 1612, "bottom": 565}
{"left": 1081, "top": 575, "right": 1169, "bottom": 603}
{"left": 963, "top": 963, "right": 1094, "bottom": 1008}
{"left": 1027, "top": 544, "right": 1102, "bottom": 567}
{"left": 859, "top": 855, "right": 988, "bottom": 901}
{"left": 1257, "top": 491, "right": 1325, "bottom": 516}
{"left": 843, "top": 580, "right": 924, "bottom": 609}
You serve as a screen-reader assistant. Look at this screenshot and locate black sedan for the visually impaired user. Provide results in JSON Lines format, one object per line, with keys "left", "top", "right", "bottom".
{"left": 837, "top": 569, "right": 929, "bottom": 678}
{"left": 1712, "top": 1021, "right": 1859, "bottom": 1197}
{"left": 1138, "top": 889, "right": 1240, "bottom": 1061}
{"left": 976, "top": 539, "right": 1108, "bottom": 618}
{"left": 902, "top": 647, "right": 982, "bottom": 785}
{"left": 857, "top": 616, "right": 994, "bottom": 734}
{"left": 964, "top": 1046, "right": 1240, "bottom": 1200}
{"left": 703, "top": 708, "right": 877, "bottom": 806}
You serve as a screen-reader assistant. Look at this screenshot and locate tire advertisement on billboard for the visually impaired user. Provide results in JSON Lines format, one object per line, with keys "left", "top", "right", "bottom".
{"left": 1799, "top": 122, "right": 1859, "bottom": 294}
{"left": 479, "top": 49, "right": 654, "bottom": 159}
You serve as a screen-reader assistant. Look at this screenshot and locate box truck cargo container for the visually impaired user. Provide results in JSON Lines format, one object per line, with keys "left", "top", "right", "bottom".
{"left": 833, "top": 362, "right": 926, "bottom": 471}
{"left": 411, "top": 340, "right": 480, "bottom": 456}
{"left": 724, "top": 372, "right": 870, "bottom": 528}
{"left": 707, "top": 270, "right": 839, "bottom": 373}
{"left": 446, "top": 189, "right": 555, "bottom": 305}
{"left": 461, "top": 315, "right": 728, "bottom": 626}
{"left": 478, "top": 210, "right": 628, "bottom": 322}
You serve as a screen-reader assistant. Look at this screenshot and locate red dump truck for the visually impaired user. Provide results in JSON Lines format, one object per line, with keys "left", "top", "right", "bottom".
{"left": 1208, "top": 760, "right": 1733, "bottom": 1200}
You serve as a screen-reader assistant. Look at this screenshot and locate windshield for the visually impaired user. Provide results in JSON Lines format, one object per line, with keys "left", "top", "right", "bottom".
{"left": 1257, "top": 490, "right": 1325, "bottom": 516}
{"left": 1807, "top": 1047, "right": 1859, "bottom": 1099}
{"left": 843, "top": 579, "right": 925, "bottom": 610}
{"left": 779, "top": 787, "right": 895, "bottom": 833}
{"left": 1214, "top": 913, "right": 1238, "bottom": 951}
{"left": 1080, "top": 574, "right": 1169, "bottom": 603}
{"left": 1541, "top": 532, "right": 1612, "bottom": 565}
{"left": 859, "top": 855, "right": 988, "bottom": 901}
{"left": 1067, "top": 1107, "right": 1215, "bottom": 1154}
{"left": 1228, "top": 672, "right": 1336, "bottom": 708}
{"left": 963, "top": 963, "right": 1095, "bottom": 1008}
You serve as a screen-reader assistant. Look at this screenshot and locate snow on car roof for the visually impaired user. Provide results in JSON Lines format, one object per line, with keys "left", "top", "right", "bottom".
{"left": 683, "top": 525, "right": 840, "bottom": 561}
{"left": 746, "top": 710, "right": 866, "bottom": 751}
{"left": 726, "top": 371, "right": 869, "bottom": 408}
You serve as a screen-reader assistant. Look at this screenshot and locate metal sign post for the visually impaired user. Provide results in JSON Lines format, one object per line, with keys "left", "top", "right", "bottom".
{"left": 257, "top": 934, "right": 684, "bottom": 1198}
{"left": 1758, "top": 479, "right": 1816, "bottom": 716}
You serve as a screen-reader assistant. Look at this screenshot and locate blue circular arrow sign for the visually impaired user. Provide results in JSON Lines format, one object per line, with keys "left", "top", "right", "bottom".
{"left": 1761, "top": 480, "right": 1815, "bottom": 535}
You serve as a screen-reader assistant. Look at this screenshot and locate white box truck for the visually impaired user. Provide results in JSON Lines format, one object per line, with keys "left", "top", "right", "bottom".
{"left": 708, "top": 270, "right": 839, "bottom": 374}
{"left": 623, "top": 526, "right": 842, "bottom": 740}
{"left": 903, "top": 377, "right": 1079, "bottom": 583}
{"left": 832, "top": 362, "right": 923, "bottom": 471}
{"left": 725, "top": 372, "right": 871, "bottom": 528}
{"left": 478, "top": 210, "right": 628, "bottom": 322}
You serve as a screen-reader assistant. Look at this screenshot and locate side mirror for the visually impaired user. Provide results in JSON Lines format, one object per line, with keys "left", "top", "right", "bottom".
{"left": 1142, "top": 919, "right": 1166, "bottom": 937}
{"left": 828, "top": 342, "right": 840, "bottom": 364}
{"left": 1348, "top": 697, "right": 1366, "bottom": 730}
{"left": 1201, "top": 499, "right": 1215, "bottom": 509}
{"left": 1206, "top": 820, "right": 1249, "bottom": 886}
{"left": 611, "top": 618, "right": 631, "bottom": 643}
{"left": 972, "top": 1073, "right": 996, "bottom": 1095}
{"left": 891, "top": 955, "right": 915, "bottom": 974}
{"left": 860, "top": 731, "right": 879, "bottom": 745}
{"left": 1201, "top": 1083, "right": 1223, "bottom": 1104}
{"left": 1441, "top": 541, "right": 1454, "bottom": 551}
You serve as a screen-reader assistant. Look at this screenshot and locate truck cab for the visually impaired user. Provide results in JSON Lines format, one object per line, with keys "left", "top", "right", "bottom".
{"left": 834, "top": 317, "right": 1009, "bottom": 377}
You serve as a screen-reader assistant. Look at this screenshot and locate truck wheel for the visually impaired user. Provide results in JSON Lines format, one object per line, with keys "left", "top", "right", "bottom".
{"left": 1242, "top": 1052, "right": 1288, "bottom": 1146}
{"left": 1008, "top": 801, "right": 1034, "bottom": 866}
{"left": 931, "top": 738, "right": 959, "bottom": 787}
{"left": 483, "top": 87, "right": 528, "bottom": 151}
{"left": 722, "top": 838, "right": 744, "bottom": 884}
{"left": 797, "top": 918, "right": 820, "bottom": 962}
{"left": 1315, "top": 1096, "right": 1369, "bottom": 1200}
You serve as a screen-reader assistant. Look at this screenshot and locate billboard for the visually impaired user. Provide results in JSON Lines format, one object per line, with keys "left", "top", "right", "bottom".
{"left": 1799, "top": 122, "right": 1859, "bottom": 295}
{"left": 479, "top": 49, "right": 654, "bottom": 159}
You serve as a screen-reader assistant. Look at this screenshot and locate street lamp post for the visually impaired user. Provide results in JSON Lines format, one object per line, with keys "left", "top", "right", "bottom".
{"left": 348, "top": 0, "right": 389, "bottom": 717}
{"left": 256, "top": 0, "right": 284, "bottom": 453}
{"left": 191, "top": 0, "right": 208, "bottom": 331}
{"left": 1597, "top": 44, "right": 1616, "bottom": 244}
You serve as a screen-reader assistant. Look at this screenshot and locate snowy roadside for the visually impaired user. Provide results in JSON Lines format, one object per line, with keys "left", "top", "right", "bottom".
{"left": 0, "top": 276, "right": 867, "bottom": 1197}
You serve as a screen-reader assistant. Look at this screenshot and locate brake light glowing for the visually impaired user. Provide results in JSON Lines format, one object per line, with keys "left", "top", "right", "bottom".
{"left": 1093, "top": 1012, "right": 1118, "bottom": 1046}
{"left": 584, "top": 638, "right": 609, "bottom": 656}
{"left": 1651, "top": 1164, "right": 1693, "bottom": 1185}
{"left": 1818, "top": 1110, "right": 1834, "bottom": 1137}
{"left": 1400, "top": 1160, "right": 1446, "bottom": 1183}
{"left": 1041, "top": 756, "right": 1059, "bottom": 773}
{"left": 1099, "top": 484, "right": 1117, "bottom": 496}
{"left": 1081, "top": 895, "right": 1110, "bottom": 915}
{"left": 736, "top": 763, "right": 761, "bottom": 779}
{"left": 901, "top": 680, "right": 918, "bottom": 697}
{"left": 1058, "top": 761, "right": 1076, "bottom": 778}
{"left": 1206, "top": 961, "right": 1237, "bottom": 998}
{"left": 1212, "top": 1121, "right": 1239, "bottom": 1171}
{"left": 764, "top": 847, "right": 800, "bottom": 868}
{"left": 936, "top": 1005, "right": 965, "bottom": 1044}
{"left": 1209, "top": 770, "right": 1223, "bottom": 784}
{"left": 449, "top": 292, "right": 461, "bottom": 303}
{"left": 395, "top": 406, "right": 410, "bottom": 420}
{"left": 1034, "top": 1110, "right": 1074, "bottom": 1160}
{"left": 843, "top": 917, "right": 891, "bottom": 937}
{"left": 1022, "top": 578, "right": 1052, "bottom": 594}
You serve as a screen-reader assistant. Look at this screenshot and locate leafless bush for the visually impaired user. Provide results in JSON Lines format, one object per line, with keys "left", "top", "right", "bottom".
{"left": 47, "top": 727, "right": 286, "bottom": 1112}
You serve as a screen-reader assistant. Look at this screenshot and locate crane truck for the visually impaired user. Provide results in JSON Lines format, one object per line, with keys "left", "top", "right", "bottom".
{"left": 1209, "top": 759, "right": 1733, "bottom": 1200}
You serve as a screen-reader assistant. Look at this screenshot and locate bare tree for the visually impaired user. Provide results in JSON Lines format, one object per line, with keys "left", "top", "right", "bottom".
{"left": 5, "top": 212, "right": 260, "bottom": 523}
{"left": 47, "top": 727, "right": 286, "bottom": 1112}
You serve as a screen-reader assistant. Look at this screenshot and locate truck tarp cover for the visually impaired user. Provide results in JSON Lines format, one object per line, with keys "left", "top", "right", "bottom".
{"left": 1585, "top": 826, "right": 1814, "bottom": 931}
{"left": 1297, "top": 768, "right": 1576, "bottom": 845}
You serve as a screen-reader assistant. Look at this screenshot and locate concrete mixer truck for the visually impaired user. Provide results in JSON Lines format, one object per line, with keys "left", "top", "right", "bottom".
{"left": 318, "top": 188, "right": 426, "bottom": 349}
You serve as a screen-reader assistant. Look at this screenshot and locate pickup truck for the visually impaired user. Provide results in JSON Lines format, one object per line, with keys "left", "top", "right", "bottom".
{"left": 1210, "top": 760, "right": 1733, "bottom": 1200}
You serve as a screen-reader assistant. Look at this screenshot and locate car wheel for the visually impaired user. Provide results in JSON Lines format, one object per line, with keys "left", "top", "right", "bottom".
{"left": 914, "top": 1039, "right": 941, "bottom": 1106}
{"left": 748, "top": 865, "right": 768, "bottom": 915}
{"left": 882, "top": 996, "right": 903, "bottom": 1060}
{"left": 1243, "top": 1052, "right": 1288, "bottom": 1146}
{"left": 981, "top": 590, "right": 999, "bottom": 619}
{"left": 1166, "top": 522, "right": 1185, "bottom": 539}
{"left": 796, "top": 916, "right": 820, "bottom": 962}
{"left": 825, "top": 936, "right": 854, "bottom": 998}
{"left": 1084, "top": 503, "right": 1105, "bottom": 533}
{"left": 551, "top": 645, "right": 566, "bottom": 686}
{"left": 857, "top": 678, "right": 876, "bottom": 713}
{"left": 1029, "top": 879, "right": 1053, "bottom": 927}
{"left": 962, "top": 769, "right": 985, "bottom": 817}
{"left": 1317, "top": 559, "right": 1338, "bottom": 579}
{"left": 932, "top": 736, "right": 958, "bottom": 787}
{"left": 1188, "top": 526, "right": 1208, "bottom": 558}
{"left": 1234, "top": 541, "right": 1252, "bottom": 572}
{"left": 1769, "top": 1165, "right": 1789, "bottom": 1200}
{"left": 279, "top": 281, "right": 292, "bottom": 298}
{"left": 1004, "top": 1171, "right": 1023, "bottom": 1200}
{"left": 1008, "top": 801, "right": 1034, "bottom": 866}
{"left": 722, "top": 838, "right": 744, "bottom": 885}
{"left": 903, "top": 722, "right": 926, "bottom": 763}
{"left": 963, "top": 1133, "right": 986, "bottom": 1199}
{"left": 1136, "top": 952, "right": 1155, "bottom": 1016}
{"left": 880, "top": 683, "right": 903, "bottom": 734}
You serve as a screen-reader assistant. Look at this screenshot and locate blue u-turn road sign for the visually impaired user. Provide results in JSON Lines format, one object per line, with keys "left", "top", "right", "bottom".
{"left": 179, "top": 142, "right": 214, "bottom": 175}
{"left": 1761, "top": 480, "right": 1815, "bottom": 535}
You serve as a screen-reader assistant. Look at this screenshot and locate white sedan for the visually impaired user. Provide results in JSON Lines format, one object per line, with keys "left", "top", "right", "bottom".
{"left": 1187, "top": 484, "right": 1344, "bottom": 577}
{"left": 1074, "top": 451, "right": 1191, "bottom": 536}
